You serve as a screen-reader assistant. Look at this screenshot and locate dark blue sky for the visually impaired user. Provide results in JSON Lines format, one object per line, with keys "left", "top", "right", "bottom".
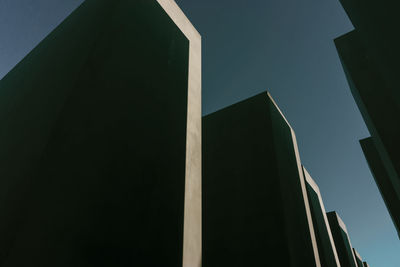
{"left": 0, "top": 0, "right": 399, "bottom": 265}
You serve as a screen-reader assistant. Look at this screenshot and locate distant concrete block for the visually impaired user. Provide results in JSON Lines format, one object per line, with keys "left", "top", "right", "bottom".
{"left": 202, "top": 92, "right": 320, "bottom": 267}
{"left": 304, "top": 167, "right": 341, "bottom": 267}
{"left": 327, "top": 212, "right": 358, "bottom": 267}
{"left": 334, "top": 30, "right": 400, "bottom": 195}
{"left": 353, "top": 248, "right": 364, "bottom": 267}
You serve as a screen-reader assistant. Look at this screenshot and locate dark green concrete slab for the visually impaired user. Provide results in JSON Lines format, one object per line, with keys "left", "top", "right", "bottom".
{"left": 353, "top": 248, "right": 364, "bottom": 267}
{"left": 202, "top": 92, "right": 319, "bottom": 267}
{"left": 335, "top": 30, "right": 400, "bottom": 193}
{"left": 327, "top": 212, "right": 358, "bottom": 267}
{"left": 360, "top": 137, "right": 400, "bottom": 238}
{"left": 0, "top": 0, "right": 192, "bottom": 266}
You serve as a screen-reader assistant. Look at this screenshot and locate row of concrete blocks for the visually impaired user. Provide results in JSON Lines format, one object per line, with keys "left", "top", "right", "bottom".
{"left": 0, "top": 0, "right": 369, "bottom": 266}
{"left": 203, "top": 91, "right": 369, "bottom": 267}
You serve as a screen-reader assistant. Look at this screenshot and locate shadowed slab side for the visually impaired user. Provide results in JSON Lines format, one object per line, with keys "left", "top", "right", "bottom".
{"left": 360, "top": 137, "right": 400, "bottom": 239}
{"left": 327, "top": 212, "right": 358, "bottom": 267}
{"left": 335, "top": 29, "right": 400, "bottom": 240}
{"left": 338, "top": 0, "right": 400, "bottom": 106}
{"left": 202, "top": 91, "right": 320, "bottom": 267}
{"left": 0, "top": 0, "right": 201, "bottom": 266}
{"left": 352, "top": 248, "right": 363, "bottom": 267}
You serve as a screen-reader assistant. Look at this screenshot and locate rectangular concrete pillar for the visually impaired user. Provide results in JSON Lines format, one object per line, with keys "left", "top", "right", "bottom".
{"left": 0, "top": 0, "right": 201, "bottom": 266}
{"left": 335, "top": 30, "right": 400, "bottom": 239}
{"left": 327, "top": 212, "right": 358, "bottom": 267}
{"left": 303, "top": 167, "right": 341, "bottom": 267}
{"left": 353, "top": 248, "right": 364, "bottom": 267}
{"left": 202, "top": 92, "right": 320, "bottom": 267}
{"left": 360, "top": 137, "right": 400, "bottom": 238}
{"left": 338, "top": 0, "right": 400, "bottom": 106}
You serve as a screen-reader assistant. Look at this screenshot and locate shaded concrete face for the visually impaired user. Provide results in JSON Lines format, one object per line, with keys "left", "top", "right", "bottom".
{"left": 202, "top": 92, "right": 320, "bottom": 267}
{"left": 338, "top": 0, "right": 400, "bottom": 107}
{"left": 335, "top": 30, "right": 400, "bottom": 223}
{"left": 0, "top": 0, "right": 201, "bottom": 266}
{"left": 360, "top": 137, "right": 400, "bottom": 238}
{"left": 304, "top": 168, "right": 341, "bottom": 267}
{"left": 327, "top": 212, "right": 358, "bottom": 267}
{"left": 337, "top": 0, "right": 400, "bottom": 244}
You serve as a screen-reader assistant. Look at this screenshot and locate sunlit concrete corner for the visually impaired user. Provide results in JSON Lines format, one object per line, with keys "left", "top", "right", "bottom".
{"left": 360, "top": 137, "right": 400, "bottom": 239}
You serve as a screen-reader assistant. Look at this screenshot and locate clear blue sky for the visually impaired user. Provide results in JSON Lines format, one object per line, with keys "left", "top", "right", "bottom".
{"left": 0, "top": 0, "right": 398, "bottom": 266}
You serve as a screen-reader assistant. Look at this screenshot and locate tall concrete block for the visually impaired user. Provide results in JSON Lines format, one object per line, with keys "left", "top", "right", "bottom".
{"left": 335, "top": 1, "right": 400, "bottom": 239}
{"left": 360, "top": 137, "right": 400, "bottom": 238}
{"left": 338, "top": 0, "right": 400, "bottom": 106}
{"left": 327, "top": 212, "right": 358, "bottom": 267}
{"left": 353, "top": 248, "right": 364, "bottom": 267}
{"left": 0, "top": 0, "right": 201, "bottom": 266}
{"left": 334, "top": 30, "right": 400, "bottom": 197}
{"left": 304, "top": 167, "right": 341, "bottom": 267}
{"left": 202, "top": 92, "right": 320, "bottom": 267}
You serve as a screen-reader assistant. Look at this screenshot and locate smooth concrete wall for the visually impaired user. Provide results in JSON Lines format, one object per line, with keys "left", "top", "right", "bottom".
{"left": 338, "top": 0, "right": 400, "bottom": 106}
{"left": 304, "top": 167, "right": 341, "bottom": 267}
{"left": 202, "top": 92, "right": 320, "bottom": 267}
{"left": 327, "top": 212, "right": 358, "bottom": 267}
{"left": 335, "top": 30, "right": 400, "bottom": 202}
{"left": 0, "top": 0, "right": 201, "bottom": 266}
{"left": 360, "top": 137, "right": 400, "bottom": 238}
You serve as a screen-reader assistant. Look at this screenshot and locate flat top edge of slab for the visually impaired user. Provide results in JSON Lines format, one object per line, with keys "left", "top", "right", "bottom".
{"left": 266, "top": 91, "right": 293, "bottom": 130}
{"left": 303, "top": 166, "right": 321, "bottom": 195}
{"left": 330, "top": 211, "right": 349, "bottom": 234}
{"left": 157, "top": 0, "right": 201, "bottom": 43}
